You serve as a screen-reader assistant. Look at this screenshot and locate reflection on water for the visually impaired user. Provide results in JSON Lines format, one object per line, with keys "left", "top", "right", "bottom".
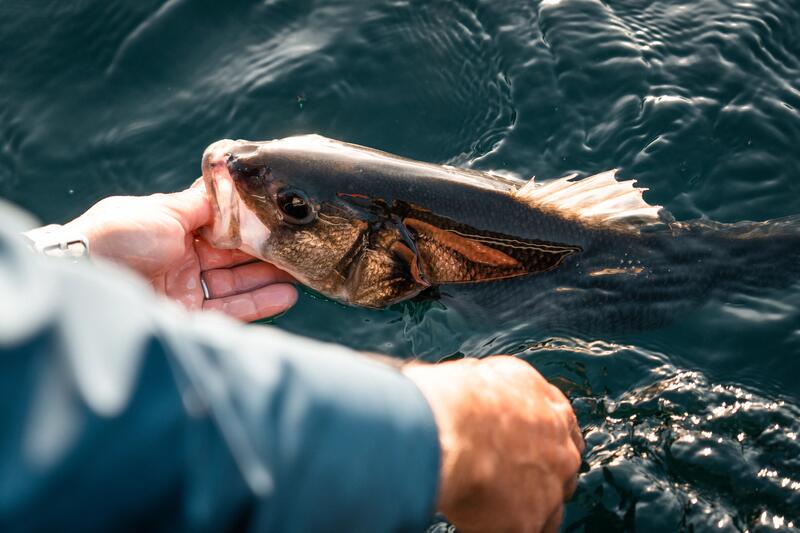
{"left": 1, "top": 0, "right": 799, "bottom": 530}
{"left": 522, "top": 339, "right": 800, "bottom": 531}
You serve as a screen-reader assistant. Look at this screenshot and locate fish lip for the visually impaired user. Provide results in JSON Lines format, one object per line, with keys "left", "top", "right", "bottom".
{"left": 200, "top": 139, "right": 242, "bottom": 249}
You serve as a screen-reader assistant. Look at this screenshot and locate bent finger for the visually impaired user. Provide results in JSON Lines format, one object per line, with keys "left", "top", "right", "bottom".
{"left": 542, "top": 505, "right": 564, "bottom": 533}
{"left": 563, "top": 473, "right": 579, "bottom": 501}
{"left": 195, "top": 237, "right": 260, "bottom": 270}
{"left": 568, "top": 409, "right": 585, "bottom": 454}
{"left": 203, "top": 283, "right": 298, "bottom": 322}
{"left": 203, "top": 262, "right": 296, "bottom": 299}
{"left": 165, "top": 186, "right": 212, "bottom": 232}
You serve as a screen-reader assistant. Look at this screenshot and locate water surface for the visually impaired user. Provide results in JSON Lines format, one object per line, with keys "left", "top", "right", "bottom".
{"left": 2, "top": 0, "right": 799, "bottom": 530}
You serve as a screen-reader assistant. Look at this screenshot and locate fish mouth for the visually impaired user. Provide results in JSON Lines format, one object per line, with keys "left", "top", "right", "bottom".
{"left": 200, "top": 139, "right": 244, "bottom": 249}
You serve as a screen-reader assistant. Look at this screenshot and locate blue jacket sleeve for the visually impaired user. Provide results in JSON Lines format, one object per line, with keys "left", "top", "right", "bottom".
{"left": 0, "top": 202, "right": 440, "bottom": 533}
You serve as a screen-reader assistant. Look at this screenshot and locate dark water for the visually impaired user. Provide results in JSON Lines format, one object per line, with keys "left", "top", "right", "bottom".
{"left": 2, "top": 0, "right": 800, "bottom": 530}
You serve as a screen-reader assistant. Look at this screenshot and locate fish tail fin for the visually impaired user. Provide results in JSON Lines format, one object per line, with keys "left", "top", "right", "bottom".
{"left": 709, "top": 215, "right": 800, "bottom": 293}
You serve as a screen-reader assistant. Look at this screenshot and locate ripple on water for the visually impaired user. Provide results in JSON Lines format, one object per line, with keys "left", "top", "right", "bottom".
{"left": 483, "top": 0, "right": 800, "bottom": 224}
{"left": 517, "top": 341, "right": 800, "bottom": 531}
{"left": 537, "top": 0, "right": 649, "bottom": 102}
{"left": 106, "top": 1, "right": 517, "bottom": 165}
{"left": 291, "top": 1, "right": 518, "bottom": 163}
{"left": 0, "top": 106, "right": 24, "bottom": 197}
{"left": 615, "top": 0, "right": 800, "bottom": 221}
{"left": 535, "top": 0, "right": 649, "bottom": 170}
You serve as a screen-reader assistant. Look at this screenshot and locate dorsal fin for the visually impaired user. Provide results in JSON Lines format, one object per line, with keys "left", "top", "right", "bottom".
{"left": 513, "top": 170, "right": 667, "bottom": 230}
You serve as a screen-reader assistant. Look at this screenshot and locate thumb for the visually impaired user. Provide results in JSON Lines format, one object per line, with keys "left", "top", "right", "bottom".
{"left": 165, "top": 184, "right": 212, "bottom": 233}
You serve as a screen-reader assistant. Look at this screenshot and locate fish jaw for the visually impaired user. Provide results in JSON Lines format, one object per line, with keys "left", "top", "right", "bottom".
{"left": 200, "top": 139, "right": 271, "bottom": 259}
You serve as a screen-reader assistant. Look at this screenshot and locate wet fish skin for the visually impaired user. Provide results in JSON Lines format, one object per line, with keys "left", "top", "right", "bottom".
{"left": 202, "top": 135, "right": 595, "bottom": 306}
{"left": 200, "top": 135, "right": 800, "bottom": 333}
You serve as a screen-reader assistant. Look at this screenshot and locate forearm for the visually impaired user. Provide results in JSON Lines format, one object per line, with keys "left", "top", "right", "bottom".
{"left": 179, "top": 323, "right": 440, "bottom": 532}
{"left": 4, "top": 197, "right": 584, "bottom": 533}
{"left": 1, "top": 211, "right": 440, "bottom": 532}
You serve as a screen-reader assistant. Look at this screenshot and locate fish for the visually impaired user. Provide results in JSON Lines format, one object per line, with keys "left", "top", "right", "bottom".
{"left": 200, "top": 134, "right": 800, "bottom": 333}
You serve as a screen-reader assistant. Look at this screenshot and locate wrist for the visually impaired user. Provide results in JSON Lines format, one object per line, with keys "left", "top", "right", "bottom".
{"left": 24, "top": 223, "right": 90, "bottom": 260}
{"left": 62, "top": 216, "right": 122, "bottom": 264}
{"left": 402, "top": 360, "right": 478, "bottom": 513}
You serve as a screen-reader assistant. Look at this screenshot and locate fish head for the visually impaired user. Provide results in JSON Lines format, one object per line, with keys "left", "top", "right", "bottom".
{"left": 201, "top": 136, "right": 422, "bottom": 306}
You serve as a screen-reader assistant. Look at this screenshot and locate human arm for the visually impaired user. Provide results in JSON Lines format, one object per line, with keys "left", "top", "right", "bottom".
{"left": 6, "top": 196, "right": 584, "bottom": 532}
{"left": 405, "top": 359, "right": 584, "bottom": 533}
{"left": 1, "top": 204, "right": 440, "bottom": 532}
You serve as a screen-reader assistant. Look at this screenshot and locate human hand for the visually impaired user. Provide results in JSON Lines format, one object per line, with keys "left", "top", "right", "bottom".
{"left": 404, "top": 357, "right": 584, "bottom": 533}
{"left": 63, "top": 186, "right": 297, "bottom": 321}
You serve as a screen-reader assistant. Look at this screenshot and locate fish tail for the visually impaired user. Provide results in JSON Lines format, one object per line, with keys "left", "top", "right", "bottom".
{"left": 711, "top": 215, "right": 800, "bottom": 294}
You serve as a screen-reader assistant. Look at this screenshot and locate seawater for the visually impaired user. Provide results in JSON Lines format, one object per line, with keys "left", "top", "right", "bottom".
{"left": 2, "top": 0, "right": 799, "bottom": 530}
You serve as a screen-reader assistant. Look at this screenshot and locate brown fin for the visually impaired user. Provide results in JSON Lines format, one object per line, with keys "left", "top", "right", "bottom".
{"left": 402, "top": 211, "right": 581, "bottom": 284}
{"left": 404, "top": 218, "right": 520, "bottom": 268}
{"left": 389, "top": 240, "right": 429, "bottom": 286}
{"left": 345, "top": 226, "right": 430, "bottom": 308}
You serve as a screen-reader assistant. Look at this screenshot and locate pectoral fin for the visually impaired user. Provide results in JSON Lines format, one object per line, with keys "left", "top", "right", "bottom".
{"left": 402, "top": 212, "right": 581, "bottom": 284}
{"left": 344, "top": 226, "right": 430, "bottom": 308}
{"left": 404, "top": 218, "right": 520, "bottom": 268}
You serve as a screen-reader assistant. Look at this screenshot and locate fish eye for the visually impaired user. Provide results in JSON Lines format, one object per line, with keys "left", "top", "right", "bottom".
{"left": 275, "top": 188, "right": 315, "bottom": 225}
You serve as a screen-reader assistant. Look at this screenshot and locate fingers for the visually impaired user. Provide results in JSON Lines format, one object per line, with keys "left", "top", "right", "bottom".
{"left": 195, "top": 237, "right": 260, "bottom": 270}
{"left": 424, "top": 355, "right": 585, "bottom": 533}
{"left": 545, "top": 380, "right": 586, "bottom": 456}
{"left": 192, "top": 234, "right": 299, "bottom": 321}
{"left": 203, "top": 283, "right": 298, "bottom": 322}
{"left": 562, "top": 399, "right": 584, "bottom": 505}
{"left": 570, "top": 412, "right": 585, "bottom": 454}
{"left": 542, "top": 506, "right": 564, "bottom": 533}
{"left": 202, "top": 262, "right": 296, "bottom": 299}
{"left": 563, "top": 473, "right": 579, "bottom": 501}
{"left": 164, "top": 186, "right": 212, "bottom": 232}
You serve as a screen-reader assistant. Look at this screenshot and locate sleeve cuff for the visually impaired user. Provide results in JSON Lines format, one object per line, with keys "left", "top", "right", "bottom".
{"left": 172, "top": 319, "right": 441, "bottom": 533}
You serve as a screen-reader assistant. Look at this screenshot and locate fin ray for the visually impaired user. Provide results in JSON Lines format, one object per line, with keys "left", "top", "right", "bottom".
{"left": 514, "top": 170, "right": 666, "bottom": 230}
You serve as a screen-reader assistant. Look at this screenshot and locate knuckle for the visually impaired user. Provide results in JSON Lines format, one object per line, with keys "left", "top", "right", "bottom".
{"left": 548, "top": 411, "right": 565, "bottom": 435}
{"left": 149, "top": 192, "right": 170, "bottom": 202}
{"left": 95, "top": 195, "right": 126, "bottom": 209}
{"left": 563, "top": 476, "right": 579, "bottom": 501}
{"left": 567, "top": 448, "right": 582, "bottom": 474}
{"left": 547, "top": 382, "right": 570, "bottom": 403}
{"left": 486, "top": 354, "right": 524, "bottom": 370}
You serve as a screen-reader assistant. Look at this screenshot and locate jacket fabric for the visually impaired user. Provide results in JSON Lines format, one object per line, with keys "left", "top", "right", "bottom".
{"left": 0, "top": 200, "right": 440, "bottom": 532}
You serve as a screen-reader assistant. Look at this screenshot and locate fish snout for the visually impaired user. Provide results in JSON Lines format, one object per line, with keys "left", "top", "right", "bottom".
{"left": 226, "top": 145, "right": 273, "bottom": 195}
{"left": 202, "top": 139, "right": 239, "bottom": 171}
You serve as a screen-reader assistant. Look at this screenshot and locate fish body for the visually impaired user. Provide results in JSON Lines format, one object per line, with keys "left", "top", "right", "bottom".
{"left": 201, "top": 135, "right": 799, "bottom": 333}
